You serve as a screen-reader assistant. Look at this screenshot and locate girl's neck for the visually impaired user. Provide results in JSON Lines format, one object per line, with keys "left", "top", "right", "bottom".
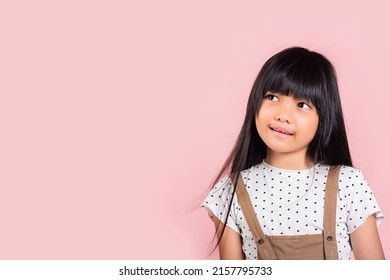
{"left": 265, "top": 151, "right": 314, "bottom": 170}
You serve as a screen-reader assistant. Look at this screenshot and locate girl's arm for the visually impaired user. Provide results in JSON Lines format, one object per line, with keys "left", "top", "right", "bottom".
{"left": 210, "top": 214, "right": 245, "bottom": 260}
{"left": 350, "top": 214, "right": 385, "bottom": 260}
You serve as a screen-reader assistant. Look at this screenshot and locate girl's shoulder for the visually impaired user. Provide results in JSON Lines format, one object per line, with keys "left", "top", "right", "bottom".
{"left": 213, "top": 163, "right": 365, "bottom": 190}
{"left": 337, "top": 165, "right": 364, "bottom": 177}
{"left": 204, "top": 175, "right": 234, "bottom": 202}
{"left": 240, "top": 162, "right": 365, "bottom": 180}
{"left": 325, "top": 164, "right": 366, "bottom": 183}
{"left": 308, "top": 164, "right": 366, "bottom": 184}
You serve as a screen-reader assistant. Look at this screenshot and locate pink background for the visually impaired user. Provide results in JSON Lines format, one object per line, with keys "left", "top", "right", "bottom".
{"left": 1, "top": 0, "right": 389, "bottom": 259}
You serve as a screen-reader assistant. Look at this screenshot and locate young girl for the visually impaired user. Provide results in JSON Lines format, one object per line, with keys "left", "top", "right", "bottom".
{"left": 202, "top": 47, "right": 385, "bottom": 260}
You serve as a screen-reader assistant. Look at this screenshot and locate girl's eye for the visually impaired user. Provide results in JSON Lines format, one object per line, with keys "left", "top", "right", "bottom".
{"left": 265, "top": 94, "right": 278, "bottom": 101}
{"left": 298, "top": 102, "right": 311, "bottom": 109}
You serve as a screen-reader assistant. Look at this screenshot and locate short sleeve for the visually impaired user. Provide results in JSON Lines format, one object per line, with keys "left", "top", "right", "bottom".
{"left": 202, "top": 176, "right": 240, "bottom": 233}
{"left": 344, "top": 169, "right": 384, "bottom": 234}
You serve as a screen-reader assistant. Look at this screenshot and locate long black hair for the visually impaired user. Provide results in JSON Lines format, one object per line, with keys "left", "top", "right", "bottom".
{"left": 210, "top": 46, "right": 353, "bottom": 248}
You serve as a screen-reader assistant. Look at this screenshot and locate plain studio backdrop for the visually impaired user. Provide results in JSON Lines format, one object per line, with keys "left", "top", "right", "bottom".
{"left": 0, "top": 0, "right": 389, "bottom": 259}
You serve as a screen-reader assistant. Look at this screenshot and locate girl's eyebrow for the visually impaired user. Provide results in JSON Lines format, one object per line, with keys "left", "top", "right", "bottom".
{"left": 295, "top": 97, "right": 313, "bottom": 104}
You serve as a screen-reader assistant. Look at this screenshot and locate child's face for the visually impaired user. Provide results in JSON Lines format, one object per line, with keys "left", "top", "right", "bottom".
{"left": 255, "top": 92, "right": 319, "bottom": 162}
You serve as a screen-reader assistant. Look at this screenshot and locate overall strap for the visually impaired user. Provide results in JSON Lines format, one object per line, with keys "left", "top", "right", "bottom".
{"left": 235, "top": 174, "right": 277, "bottom": 260}
{"left": 323, "top": 165, "right": 341, "bottom": 260}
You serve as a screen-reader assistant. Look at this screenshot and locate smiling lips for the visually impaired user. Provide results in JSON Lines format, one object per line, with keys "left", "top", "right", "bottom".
{"left": 270, "top": 126, "right": 293, "bottom": 136}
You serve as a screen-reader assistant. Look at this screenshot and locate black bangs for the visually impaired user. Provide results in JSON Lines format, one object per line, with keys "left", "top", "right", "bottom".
{"left": 259, "top": 48, "right": 331, "bottom": 109}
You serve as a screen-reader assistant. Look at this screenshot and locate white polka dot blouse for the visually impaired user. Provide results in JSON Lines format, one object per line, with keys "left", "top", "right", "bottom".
{"left": 202, "top": 161, "right": 384, "bottom": 260}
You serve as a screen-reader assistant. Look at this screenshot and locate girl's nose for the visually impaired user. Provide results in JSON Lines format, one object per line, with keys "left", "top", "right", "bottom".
{"left": 275, "top": 99, "right": 293, "bottom": 124}
{"left": 276, "top": 114, "right": 291, "bottom": 124}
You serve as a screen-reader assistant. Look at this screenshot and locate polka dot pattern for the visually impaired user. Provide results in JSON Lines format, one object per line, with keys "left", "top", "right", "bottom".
{"left": 202, "top": 161, "right": 383, "bottom": 260}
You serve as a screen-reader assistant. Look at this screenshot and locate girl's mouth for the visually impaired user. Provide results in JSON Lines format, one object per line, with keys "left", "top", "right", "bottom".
{"left": 270, "top": 127, "right": 293, "bottom": 135}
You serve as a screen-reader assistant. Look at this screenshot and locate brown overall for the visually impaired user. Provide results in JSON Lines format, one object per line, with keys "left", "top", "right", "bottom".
{"left": 236, "top": 165, "right": 341, "bottom": 260}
